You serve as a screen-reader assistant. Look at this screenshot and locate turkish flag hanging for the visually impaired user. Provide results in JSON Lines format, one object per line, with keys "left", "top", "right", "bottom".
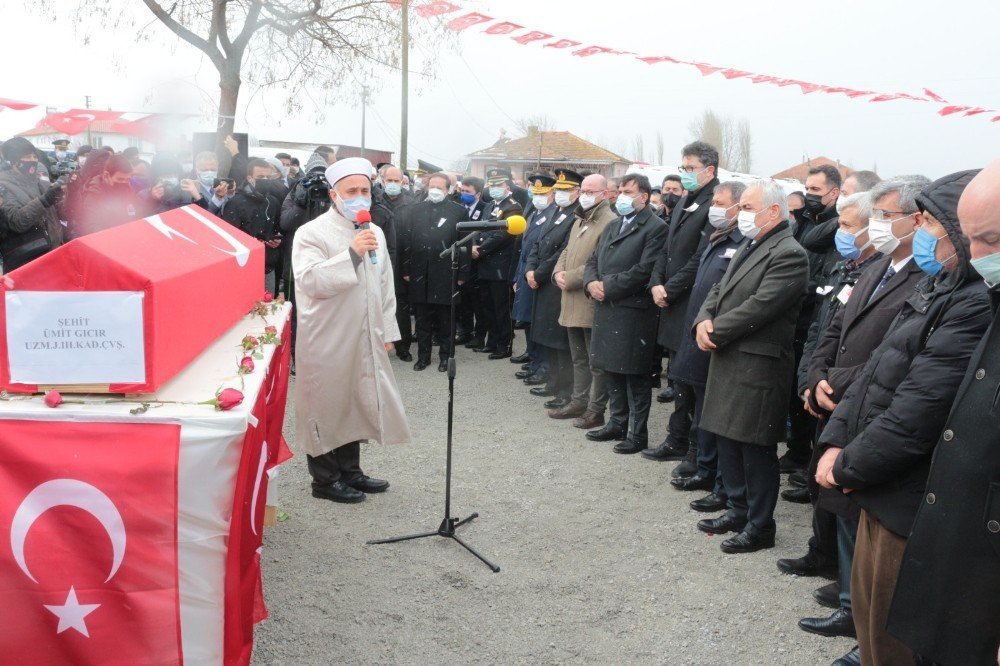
{"left": 0, "top": 419, "right": 181, "bottom": 665}
{"left": 42, "top": 109, "right": 124, "bottom": 136}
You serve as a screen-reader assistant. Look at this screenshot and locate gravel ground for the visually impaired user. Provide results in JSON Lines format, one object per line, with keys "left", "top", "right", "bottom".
{"left": 252, "top": 339, "right": 854, "bottom": 665}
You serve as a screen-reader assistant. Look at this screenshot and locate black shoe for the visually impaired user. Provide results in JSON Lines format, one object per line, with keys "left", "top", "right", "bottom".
{"left": 454, "top": 332, "right": 473, "bottom": 346}
{"left": 312, "top": 480, "right": 365, "bottom": 503}
{"left": 344, "top": 475, "right": 390, "bottom": 494}
{"left": 779, "top": 453, "right": 807, "bottom": 474}
{"left": 432, "top": 335, "right": 443, "bottom": 346}
{"left": 832, "top": 645, "right": 861, "bottom": 666}
{"left": 671, "top": 472, "right": 714, "bottom": 491}
{"left": 813, "top": 581, "right": 840, "bottom": 610}
{"left": 798, "top": 608, "right": 856, "bottom": 638}
{"left": 640, "top": 441, "right": 688, "bottom": 461}
{"left": 671, "top": 458, "right": 698, "bottom": 478}
{"left": 413, "top": 359, "right": 430, "bottom": 371}
{"left": 515, "top": 369, "right": 535, "bottom": 380}
{"left": 520, "top": 363, "right": 531, "bottom": 370}
{"left": 396, "top": 350, "right": 413, "bottom": 362}
{"left": 464, "top": 338, "right": 484, "bottom": 349}
{"left": 697, "top": 513, "right": 747, "bottom": 535}
{"left": 721, "top": 530, "right": 776, "bottom": 554}
{"left": 510, "top": 353, "right": 530, "bottom": 363}
{"left": 544, "top": 397, "right": 569, "bottom": 409}
{"left": 777, "top": 551, "right": 838, "bottom": 578}
{"left": 473, "top": 345, "right": 495, "bottom": 354}
{"left": 656, "top": 386, "right": 675, "bottom": 403}
{"left": 690, "top": 493, "right": 727, "bottom": 513}
{"left": 586, "top": 424, "right": 626, "bottom": 442}
{"left": 488, "top": 350, "right": 512, "bottom": 360}
{"left": 513, "top": 321, "right": 528, "bottom": 330}
{"left": 781, "top": 486, "right": 811, "bottom": 504}
{"left": 530, "top": 386, "right": 557, "bottom": 397}
{"left": 523, "top": 375, "right": 548, "bottom": 386}
{"left": 438, "top": 359, "right": 448, "bottom": 372}
{"left": 613, "top": 439, "right": 646, "bottom": 454}
{"left": 788, "top": 469, "right": 808, "bottom": 488}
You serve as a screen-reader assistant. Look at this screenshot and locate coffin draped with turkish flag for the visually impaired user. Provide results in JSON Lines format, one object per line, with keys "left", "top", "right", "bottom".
{"left": 0, "top": 205, "right": 265, "bottom": 393}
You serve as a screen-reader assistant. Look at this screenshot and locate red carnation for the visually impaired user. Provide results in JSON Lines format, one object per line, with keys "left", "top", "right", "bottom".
{"left": 262, "top": 292, "right": 274, "bottom": 303}
{"left": 239, "top": 356, "right": 255, "bottom": 374}
{"left": 218, "top": 388, "right": 244, "bottom": 410}
{"left": 43, "top": 390, "right": 63, "bottom": 408}
{"left": 264, "top": 325, "right": 277, "bottom": 336}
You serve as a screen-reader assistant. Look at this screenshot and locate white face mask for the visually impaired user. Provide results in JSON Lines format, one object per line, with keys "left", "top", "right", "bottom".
{"left": 531, "top": 194, "right": 549, "bottom": 210}
{"left": 835, "top": 194, "right": 848, "bottom": 215}
{"left": 427, "top": 187, "right": 447, "bottom": 203}
{"left": 868, "top": 214, "right": 915, "bottom": 254}
{"left": 708, "top": 205, "right": 732, "bottom": 229}
{"left": 554, "top": 191, "right": 573, "bottom": 208}
{"left": 737, "top": 210, "right": 761, "bottom": 239}
{"left": 579, "top": 193, "right": 598, "bottom": 210}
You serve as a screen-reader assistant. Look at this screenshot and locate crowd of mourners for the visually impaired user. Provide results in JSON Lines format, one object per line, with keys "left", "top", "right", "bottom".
{"left": 1, "top": 133, "right": 997, "bottom": 666}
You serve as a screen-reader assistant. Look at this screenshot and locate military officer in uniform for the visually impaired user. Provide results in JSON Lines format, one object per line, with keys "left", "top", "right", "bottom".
{"left": 396, "top": 171, "right": 470, "bottom": 372}
{"left": 526, "top": 168, "right": 583, "bottom": 406}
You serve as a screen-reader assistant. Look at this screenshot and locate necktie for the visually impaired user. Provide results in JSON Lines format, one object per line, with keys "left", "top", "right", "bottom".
{"left": 868, "top": 266, "right": 895, "bottom": 304}
{"left": 619, "top": 217, "right": 632, "bottom": 234}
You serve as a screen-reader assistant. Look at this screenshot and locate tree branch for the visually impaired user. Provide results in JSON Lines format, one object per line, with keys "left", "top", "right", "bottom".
{"left": 140, "top": 0, "right": 226, "bottom": 69}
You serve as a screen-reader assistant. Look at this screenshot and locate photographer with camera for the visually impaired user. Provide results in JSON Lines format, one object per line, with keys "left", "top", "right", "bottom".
{"left": 0, "top": 137, "right": 67, "bottom": 272}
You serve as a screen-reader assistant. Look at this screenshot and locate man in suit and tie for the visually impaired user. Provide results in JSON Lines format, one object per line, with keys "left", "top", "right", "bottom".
{"left": 584, "top": 174, "right": 668, "bottom": 454}
{"left": 694, "top": 179, "right": 810, "bottom": 554}
{"left": 785, "top": 177, "right": 928, "bottom": 664}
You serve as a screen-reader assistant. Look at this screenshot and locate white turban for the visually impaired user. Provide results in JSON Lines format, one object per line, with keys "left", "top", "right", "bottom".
{"left": 325, "top": 157, "right": 374, "bottom": 187}
{"left": 264, "top": 156, "right": 289, "bottom": 179}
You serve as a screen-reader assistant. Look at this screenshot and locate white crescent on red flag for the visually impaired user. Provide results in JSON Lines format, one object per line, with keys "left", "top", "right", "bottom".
{"left": 42, "top": 109, "right": 124, "bottom": 136}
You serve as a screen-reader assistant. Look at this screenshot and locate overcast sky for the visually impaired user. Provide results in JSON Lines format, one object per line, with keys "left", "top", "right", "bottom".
{"left": 3, "top": 0, "right": 999, "bottom": 179}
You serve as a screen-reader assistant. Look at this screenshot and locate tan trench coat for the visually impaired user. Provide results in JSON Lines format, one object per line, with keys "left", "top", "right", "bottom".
{"left": 554, "top": 199, "right": 619, "bottom": 328}
{"left": 292, "top": 207, "right": 411, "bottom": 456}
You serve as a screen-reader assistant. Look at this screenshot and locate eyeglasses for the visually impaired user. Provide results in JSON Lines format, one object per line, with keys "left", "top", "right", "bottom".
{"left": 677, "top": 164, "right": 706, "bottom": 174}
{"left": 872, "top": 209, "right": 913, "bottom": 221}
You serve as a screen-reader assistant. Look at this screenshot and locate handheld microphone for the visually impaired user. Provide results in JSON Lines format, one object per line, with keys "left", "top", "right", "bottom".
{"left": 355, "top": 209, "right": 377, "bottom": 264}
{"left": 456, "top": 215, "right": 527, "bottom": 235}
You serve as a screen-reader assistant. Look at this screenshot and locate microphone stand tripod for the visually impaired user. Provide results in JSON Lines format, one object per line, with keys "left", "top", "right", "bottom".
{"left": 367, "top": 230, "right": 500, "bottom": 573}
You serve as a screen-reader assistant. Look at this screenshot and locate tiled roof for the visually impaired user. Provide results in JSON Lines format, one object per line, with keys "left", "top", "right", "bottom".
{"left": 771, "top": 156, "right": 855, "bottom": 182}
{"left": 19, "top": 120, "right": 120, "bottom": 137}
{"left": 469, "top": 130, "right": 628, "bottom": 163}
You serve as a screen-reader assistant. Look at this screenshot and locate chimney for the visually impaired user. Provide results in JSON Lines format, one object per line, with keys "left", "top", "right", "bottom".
{"left": 527, "top": 125, "right": 539, "bottom": 136}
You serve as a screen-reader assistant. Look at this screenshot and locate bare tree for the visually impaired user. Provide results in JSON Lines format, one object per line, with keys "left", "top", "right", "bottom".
{"left": 655, "top": 132, "right": 665, "bottom": 165}
{"left": 515, "top": 114, "right": 557, "bottom": 135}
{"left": 632, "top": 134, "right": 646, "bottom": 163}
{"left": 688, "top": 109, "right": 753, "bottom": 172}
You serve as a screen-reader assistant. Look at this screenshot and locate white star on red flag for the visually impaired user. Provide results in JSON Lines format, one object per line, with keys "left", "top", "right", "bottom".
{"left": 44, "top": 586, "right": 101, "bottom": 637}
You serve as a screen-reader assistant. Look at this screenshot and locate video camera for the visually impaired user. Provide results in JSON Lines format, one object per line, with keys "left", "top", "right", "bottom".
{"left": 50, "top": 159, "right": 78, "bottom": 177}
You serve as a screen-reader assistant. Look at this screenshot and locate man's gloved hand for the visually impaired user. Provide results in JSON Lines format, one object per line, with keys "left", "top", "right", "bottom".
{"left": 41, "top": 181, "right": 66, "bottom": 207}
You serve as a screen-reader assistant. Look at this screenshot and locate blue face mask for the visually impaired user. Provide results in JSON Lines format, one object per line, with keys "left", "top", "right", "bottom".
{"left": 460, "top": 192, "right": 476, "bottom": 206}
{"left": 129, "top": 176, "right": 149, "bottom": 192}
{"left": 835, "top": 226, "right": 869, "bottom": 261}
{"left": 338, "top": 196, "right": 371, "bottom": 220}
{"left": 913, "top": 226, "right": 946, "bottom": 277}
{"left": 615, "top": 194, "right": 635, "bottom": 216}
{"left": 489, "top": 186, "right": 506, "bottom": 201}
{"left": 384, "top": 182, "right": 402, "bottom": 197}
{"left": 971, "top": 252, "right": 1000, "bottom": 289}
{"left": 198, "top": 170, "right": 217, "bottom": 188}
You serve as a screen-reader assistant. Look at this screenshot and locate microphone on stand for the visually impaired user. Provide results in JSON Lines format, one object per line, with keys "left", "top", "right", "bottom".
{"left": 456, "top": 215, "right": 527, "bottom": 235}
{"left": 355, "top": 209, "right": 377, "bottom": 265}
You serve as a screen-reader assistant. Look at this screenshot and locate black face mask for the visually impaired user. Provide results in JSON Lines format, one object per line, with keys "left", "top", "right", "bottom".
{"left": 16, "top": 160, "right": 38, "bottom": 178}
{"left": 790, "top": 208, "right": 806, "bottom": 224}
{"left": 804, "top": 193, "right": 827, "bottom": 215}
{"left": 664, "top": 192, "right": 681, "bottom": 209}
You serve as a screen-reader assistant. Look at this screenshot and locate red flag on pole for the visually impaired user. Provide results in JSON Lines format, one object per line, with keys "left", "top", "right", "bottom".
{"left": 42, "top": 109, "right": 124, "bottom": 136}
{"left": 0, "top": 419, "right": 181, "bottom": 665}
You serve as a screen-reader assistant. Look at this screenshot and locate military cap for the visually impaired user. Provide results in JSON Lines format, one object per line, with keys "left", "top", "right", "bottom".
{"left": 52, "top": 138, "right": 71, "bottom": 149}
{"left": 552, "top": 168, "right": 583, "bottom": 190}
{"left": 527, "top": 172, "right": 556, "bottom": 194}
{"left": 417, "top": 159, "right": 442, "bottom": 175}
{"left": 486, "top": 166, "right": 512, "bottom": 185}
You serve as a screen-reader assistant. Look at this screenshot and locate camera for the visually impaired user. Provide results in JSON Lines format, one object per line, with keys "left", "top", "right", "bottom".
{"left": 294, "top": 170, "right": 331, "bottom": 209}
{"left": 50, "top": 159, "right": 78, "bottom": 177}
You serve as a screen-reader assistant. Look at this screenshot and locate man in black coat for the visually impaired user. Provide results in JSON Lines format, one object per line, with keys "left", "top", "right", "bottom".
{"left": 667, "top": 181, "right": 745, "bottom": 510}
{"left": 694, "top": 180, "right": 810, "bottom": 554}
{"left": 887, "top": 164, "right": 1000, "bottom": 666}
{"left": 397, "top": 172, "right": 470, "bottom": 372}
{"left": 526, "top": 169, "right": 582, "bottom": 405}
{"left": 816, "top": 170, "right": 991, "bottom": 666}
{"left": 222, "top": 157, "right": 283, "bottom": 293}
{"left": 584, "top": 174, "right": 668, "bottom": 454}
{"left": 375, "top": 163, "right": 416, "bottom": 360}
{"left": 646, "top": 141, "right": 720, "bottom": 464}
{"left": 778, "top": 179, "right": 928, "bottom": 624}
{"left": 468, "top": 170, "right": 515, "bottom": 354}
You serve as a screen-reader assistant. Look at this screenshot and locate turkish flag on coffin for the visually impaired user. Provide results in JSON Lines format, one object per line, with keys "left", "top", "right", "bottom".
{"left": 0, "top": 419, "right": 181, "bottom": 664}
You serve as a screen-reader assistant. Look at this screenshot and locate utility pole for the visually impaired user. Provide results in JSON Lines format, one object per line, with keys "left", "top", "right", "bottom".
{"left": 84, "top": 95, "right": 92, "bottom": 147}
{"left": 361, "top": 86, "right": 369, "bottom": 161}
{"left": 400, "top": 0, "right": 409, "bottom": 171}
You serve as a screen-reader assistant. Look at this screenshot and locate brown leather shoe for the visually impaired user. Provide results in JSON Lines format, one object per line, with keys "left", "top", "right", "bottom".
{"left": 572, "top": 410, "right": 605, "bottom": 429}
{"left": 548, "top": 402, "right": 586, "bottom": 419}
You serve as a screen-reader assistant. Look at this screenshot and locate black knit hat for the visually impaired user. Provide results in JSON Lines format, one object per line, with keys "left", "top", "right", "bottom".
{"left": 2, "top": 136, "right": 36, "bottom": 162}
